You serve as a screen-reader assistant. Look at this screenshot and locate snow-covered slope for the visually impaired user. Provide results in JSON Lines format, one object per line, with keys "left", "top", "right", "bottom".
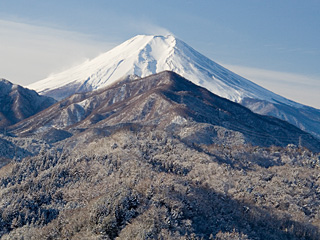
{"left": 27, "top": 35, "right": 299, "bottom": 107}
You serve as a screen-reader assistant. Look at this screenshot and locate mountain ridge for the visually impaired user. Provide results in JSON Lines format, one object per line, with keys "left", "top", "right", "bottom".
{"left": 13, "top": 71, "right": 320, "bottom": 152}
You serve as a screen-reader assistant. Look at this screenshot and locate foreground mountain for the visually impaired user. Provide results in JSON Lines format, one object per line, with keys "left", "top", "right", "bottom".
{"left": 2, "top": 72, "right": 320, "bottom": 239}
{"left": 27, "top": 34, "right": 320, "bottom": 139}
{"left": 0, "top": 79, "right": 56, "bottom": 129}
{"left": 13, "top": 71, "right": 320, "bottom": 152}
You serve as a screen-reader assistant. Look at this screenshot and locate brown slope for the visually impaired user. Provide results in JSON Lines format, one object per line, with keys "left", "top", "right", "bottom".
{"left": 9, "top": 71, "right": 320, "bottom": 151}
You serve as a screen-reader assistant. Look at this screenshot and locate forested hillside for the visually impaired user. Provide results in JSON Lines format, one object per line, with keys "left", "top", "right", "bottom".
{"left": 1, "top": 129, "right": 320, "bottom": 239}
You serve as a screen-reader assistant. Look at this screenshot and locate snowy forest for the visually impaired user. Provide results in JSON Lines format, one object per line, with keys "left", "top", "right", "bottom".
{"left": 1, "top": 129, "right": 320, "bottom": 239}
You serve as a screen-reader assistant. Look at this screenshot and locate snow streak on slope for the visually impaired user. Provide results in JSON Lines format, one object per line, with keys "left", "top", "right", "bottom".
{"left": 28, "top": 35, "right": 301, "bottom": 107}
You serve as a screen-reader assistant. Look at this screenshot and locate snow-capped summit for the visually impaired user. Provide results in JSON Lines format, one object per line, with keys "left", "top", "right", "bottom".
{"left": 27, "top": 35, "right": 296, "bottom": 106}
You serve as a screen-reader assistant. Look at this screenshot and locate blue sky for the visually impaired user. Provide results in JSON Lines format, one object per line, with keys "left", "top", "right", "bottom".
{"left": 0, "top": 0, "right": 319, "bottom": 108}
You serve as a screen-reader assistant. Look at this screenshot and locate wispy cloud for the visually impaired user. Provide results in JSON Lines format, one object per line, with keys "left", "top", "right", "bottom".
{"left": 224, "top": 64, "right": 320, "bottom": 109}
{"left": 128, "top": 20, "right": 173, "bottom": 36}
{"left": 0, "top": 19, "right": 116, "bottom": 86}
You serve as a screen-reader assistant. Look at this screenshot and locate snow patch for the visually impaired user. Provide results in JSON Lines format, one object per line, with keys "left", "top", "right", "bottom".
{"left": 77, "top": 99, "right": 90, "bottom": 108}
{"left": 171, "top": 116, "right": 187, "bottom": 125}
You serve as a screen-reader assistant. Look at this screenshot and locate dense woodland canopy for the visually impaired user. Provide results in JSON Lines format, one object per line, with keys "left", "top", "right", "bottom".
{"left": 1, "top": 129, "right": 320, "bottom": 239}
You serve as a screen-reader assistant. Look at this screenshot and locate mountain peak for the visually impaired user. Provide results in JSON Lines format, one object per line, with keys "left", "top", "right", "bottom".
{"left": 27, "top": 34, "right": 180, "bottom": 100}
{"left": 0, "top": 78, "right": 14, "bottom": 88}
{"left": 0, "top": 78, "right": 16, "bottom": 95}
{"left": 27, "top": 34, "right": 300, "bottom": 109}
{"left": 0, "top": 78, "right": 13, "bottom": 84}
{"left": 128, "top": 34, "right": 177, "bottom": 43}
{"left": 0, "top": 80, "right": 56, "bottom": 129}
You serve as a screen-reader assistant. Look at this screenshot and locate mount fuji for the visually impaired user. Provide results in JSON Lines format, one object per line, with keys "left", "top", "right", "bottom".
{"left": 28, "top": 35, "right": 320, "bottom": 139}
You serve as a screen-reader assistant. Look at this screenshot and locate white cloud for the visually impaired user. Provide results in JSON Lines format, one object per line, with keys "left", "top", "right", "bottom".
{"left": 128, "top": 19, "right": 173, "bottom": 36}
{"left": 0, "top": 19, "right": 115, "bottom": 86}
{"left": 224, "top": 64, "right": 320, "bottom": 109}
